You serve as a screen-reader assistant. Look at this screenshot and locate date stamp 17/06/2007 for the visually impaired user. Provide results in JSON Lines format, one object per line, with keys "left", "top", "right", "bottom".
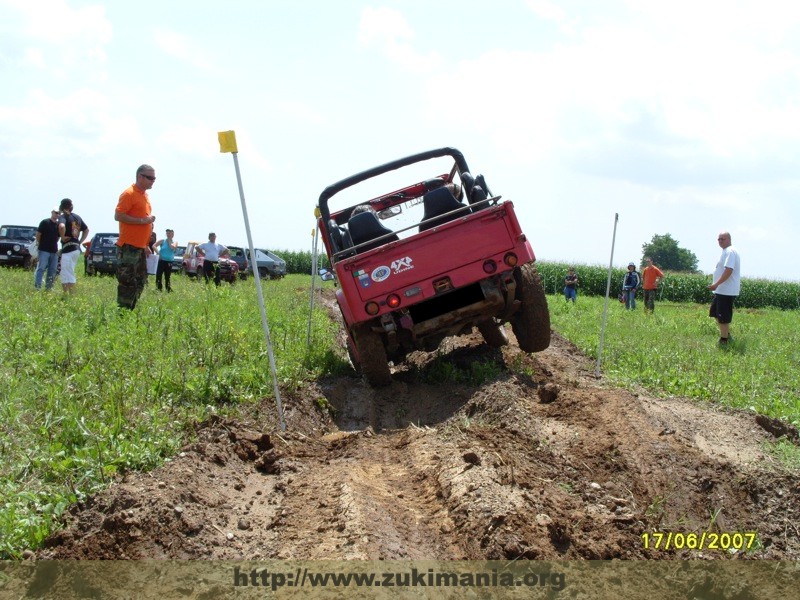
{"left": 641, "top": 531, "right": 758, "bottom": 552}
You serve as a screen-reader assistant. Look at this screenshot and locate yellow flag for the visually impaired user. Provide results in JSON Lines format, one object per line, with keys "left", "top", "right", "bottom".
{"left": 217, "top": 130, "right": 238, "bottom": 153}
{"left": 314, "top": 206, "right": 321, "bottom": 218}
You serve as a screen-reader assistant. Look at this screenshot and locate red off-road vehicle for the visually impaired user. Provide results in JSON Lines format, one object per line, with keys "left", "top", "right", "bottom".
{"left": 317, "top": 147, "right": 550, "bottom": 386}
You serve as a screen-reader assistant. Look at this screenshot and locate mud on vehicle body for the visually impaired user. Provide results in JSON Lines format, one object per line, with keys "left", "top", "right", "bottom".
{"left": 317, "top": 147, "right": 550, "bottom": 386}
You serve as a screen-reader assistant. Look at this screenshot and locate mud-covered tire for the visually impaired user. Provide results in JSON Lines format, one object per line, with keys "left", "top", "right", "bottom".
{"left": 477, "top": 319, "right": 509, "bottom": 348}
{"left": 346, "top": 338, "right": 361, "bottom": 374}
{"left": 511, "top": 263, "right": 551, "bottom": 352}
{"left": 351, "top": 324, "right": 392, "bottom": 387}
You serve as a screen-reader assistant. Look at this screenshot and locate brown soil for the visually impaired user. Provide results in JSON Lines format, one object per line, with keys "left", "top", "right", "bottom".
{"left": 38, "top": 293, "right": 799, "bottom": 561}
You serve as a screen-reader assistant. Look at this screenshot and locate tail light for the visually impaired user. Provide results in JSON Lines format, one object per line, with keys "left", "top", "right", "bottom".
{"left": 365, "top": 301, "right": 380, "bottom": 315}
{"left": 483, "top": 260, "right": 497, "bottom": 274}
{"left": 504, "top": 253, "right": 518, "bottom": 267}
{"left": 386, "top": 294, "right": 401, "bottom": 308}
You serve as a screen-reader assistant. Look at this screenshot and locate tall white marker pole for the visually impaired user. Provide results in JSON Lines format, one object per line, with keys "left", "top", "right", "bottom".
{"left": 217, "top": 131, "right": 286, "bottom": 432}
{"left": 307, "top": 218, "right": 320, "bottom": 347}
{"left": 595, "top": 212, "right": 619, "bottom": 378}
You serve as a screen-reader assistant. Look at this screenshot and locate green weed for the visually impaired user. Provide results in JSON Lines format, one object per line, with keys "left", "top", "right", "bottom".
{"left": 0, "top": 270, "right": 339, "bottom": 557}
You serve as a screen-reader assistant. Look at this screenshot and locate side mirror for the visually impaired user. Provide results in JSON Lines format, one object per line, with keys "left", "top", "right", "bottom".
{"left": 319, "top": 268, "right": 335, "bottom": 282}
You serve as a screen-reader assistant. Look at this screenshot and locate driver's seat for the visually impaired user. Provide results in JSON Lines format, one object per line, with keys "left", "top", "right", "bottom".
{"left": 348, "top": 211, "right": 398, "bottom": 253}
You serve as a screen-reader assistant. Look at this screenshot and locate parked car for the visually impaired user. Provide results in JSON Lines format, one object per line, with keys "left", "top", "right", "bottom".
{"left": 226, "top": 246, "right": 249, "bottom": 280}
{"left": 172, "top": 245, "right": 186, "bottom": 273}
{"left": 85, "top": 233, "right": 120, "bottom": 276}
{"left": 182, "top": 241, "right": 239, "bottom": 283}
{"left": 318, "top": 146, "right": 550, "bottom": 386}
{"left": 250, "top": 248, "right": 287, "bottom": 279}
{"left": 0, "top": 225, "right": 38, "bottom": 269}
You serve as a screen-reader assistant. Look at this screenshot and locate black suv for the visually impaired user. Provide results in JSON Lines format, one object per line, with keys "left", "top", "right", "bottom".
{"left": 85, "top": 233, "right": 120, "bottom": 275}
{"left": 0, "top": 225, "right": 38, "bottom": 269}
{"left": 226, "top": 246, "right": 249, "bottom": 280}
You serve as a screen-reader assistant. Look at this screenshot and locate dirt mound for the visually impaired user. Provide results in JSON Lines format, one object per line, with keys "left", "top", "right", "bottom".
{"left": 38, "top": 323, "right": 799, "bottom": 561}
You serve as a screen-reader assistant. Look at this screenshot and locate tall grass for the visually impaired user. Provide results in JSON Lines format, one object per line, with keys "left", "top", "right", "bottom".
{"left": 548, "top": 294, "right": 800, "bottom": 426}
{"left": 0, "top": 270, "right": 342, "bottom": 558}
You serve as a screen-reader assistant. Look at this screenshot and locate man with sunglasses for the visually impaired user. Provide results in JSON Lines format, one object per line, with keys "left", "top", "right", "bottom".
{"left": 115, "top": 164, "right": 157, "bottom": 309}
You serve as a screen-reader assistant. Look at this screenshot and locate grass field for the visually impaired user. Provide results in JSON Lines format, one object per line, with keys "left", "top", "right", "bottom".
{"left": 548, "top": 293, "right": 800, "bottom": 423}
{"left": 0, "top": 268, "right": 797, "bottom": 557}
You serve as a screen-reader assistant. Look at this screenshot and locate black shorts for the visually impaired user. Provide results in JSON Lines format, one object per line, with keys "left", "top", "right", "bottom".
{"left": 709, "top": 294, "right": 735, "bottom": 324}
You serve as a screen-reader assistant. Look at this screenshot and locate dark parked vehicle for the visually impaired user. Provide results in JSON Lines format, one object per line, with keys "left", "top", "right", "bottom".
{"left": 0, "top": 225, "right": 37, "bottom": 269}
{"left": 85, "top": 233, "right": 120, "bottom": 276}
{"left": 226, "top": 246, "right": 249, "bottom": 280}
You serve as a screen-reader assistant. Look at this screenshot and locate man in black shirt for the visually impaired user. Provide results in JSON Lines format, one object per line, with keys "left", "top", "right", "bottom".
{"left": 34, "top": 207, "right": 62, "bottom": 290}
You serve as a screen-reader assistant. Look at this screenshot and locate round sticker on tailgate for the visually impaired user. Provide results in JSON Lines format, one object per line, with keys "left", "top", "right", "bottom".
{"left": 371, "top": 265, "right": 391, "bottom": 282}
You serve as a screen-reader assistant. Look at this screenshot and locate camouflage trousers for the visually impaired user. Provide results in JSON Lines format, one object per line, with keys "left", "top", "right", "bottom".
{"left": 116, "top": 244, "right": 147, "bottom": 309}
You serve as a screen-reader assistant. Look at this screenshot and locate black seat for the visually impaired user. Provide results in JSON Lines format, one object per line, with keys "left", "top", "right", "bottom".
{"left": 419, "top": 187, "right": 470, "bottom": 232}
{"left": 347, "top": 212, "right": 398, "bottom": 253}
{"left": 328, "top": 219, "right": 355, "bottom": 260}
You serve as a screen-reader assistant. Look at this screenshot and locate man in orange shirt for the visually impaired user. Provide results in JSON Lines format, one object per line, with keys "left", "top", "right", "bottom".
{"left": 115, "top": 164, "right": 157, "bottom": 309}
{"left": 642, "top": 257, "right": 664, "bottom": 313}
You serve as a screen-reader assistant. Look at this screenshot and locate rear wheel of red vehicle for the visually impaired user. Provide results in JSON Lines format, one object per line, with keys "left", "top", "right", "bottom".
{"left": 511, "top": 263, "right": 551, "bottom": 352}
{"left": 346, "top": 338, "right": 361, "bottom": 374}
{"left": 477, "top": 319, "right": 509, "bottom": 348}
{"left": 351, "top": 324, "right": 392, "bottom": 387}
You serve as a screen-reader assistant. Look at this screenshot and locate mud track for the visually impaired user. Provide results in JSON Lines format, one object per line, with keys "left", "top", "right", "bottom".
{"left": 39, "top": 294, "right": 799, "bottom": 561}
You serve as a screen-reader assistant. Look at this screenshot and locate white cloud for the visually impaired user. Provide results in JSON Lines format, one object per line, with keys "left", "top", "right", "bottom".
{"left": 8, "top": 0, "right": 111, "bottom": 44}
{"left": 152, "top": 28, "right": 217, "bottom": 71}
{"left": 357, "top": 6, "right": 442, "bottom": 73}
{"left": 0, "top": 88, "right": 140, "bottom": 158}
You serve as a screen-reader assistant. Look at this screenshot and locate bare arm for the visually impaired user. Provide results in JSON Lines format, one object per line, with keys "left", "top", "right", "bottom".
{"left": 708, "top": 267, "right": 733, "bottom": 291}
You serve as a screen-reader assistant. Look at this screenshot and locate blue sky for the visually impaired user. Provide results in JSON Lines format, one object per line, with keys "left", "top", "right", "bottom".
{"left": 2, "top": 0, "right": 798, "bottom": 281}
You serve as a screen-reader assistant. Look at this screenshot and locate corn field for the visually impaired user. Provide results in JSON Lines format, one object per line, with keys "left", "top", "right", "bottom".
{"left": 536, "top": 261, "right": 800, "bottom": 310}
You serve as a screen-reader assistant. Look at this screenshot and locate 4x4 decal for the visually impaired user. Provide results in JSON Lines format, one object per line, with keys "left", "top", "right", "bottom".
{"left": 391, "top": 256, "right": 414, "bottom": 274}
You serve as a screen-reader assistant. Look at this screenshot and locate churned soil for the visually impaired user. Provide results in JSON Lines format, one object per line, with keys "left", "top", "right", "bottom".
{"left": 38, "top": 294, "right": 799, "bottom": 562}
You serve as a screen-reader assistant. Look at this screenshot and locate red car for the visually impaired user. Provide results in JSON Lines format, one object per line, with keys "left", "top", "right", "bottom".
{"left": 318, "top": 147, "right": 550, "bottom": 386}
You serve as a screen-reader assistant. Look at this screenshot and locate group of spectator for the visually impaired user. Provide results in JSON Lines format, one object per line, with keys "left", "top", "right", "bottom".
{"left": 561, "top": 232, "right": 741, "bottom": 346}
{"left": 34, "top": 164, "right": 232, "bottom": 309}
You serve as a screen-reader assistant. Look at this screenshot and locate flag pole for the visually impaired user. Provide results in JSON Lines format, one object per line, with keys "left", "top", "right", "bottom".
{"left": 307, "top": 220, "right": 320, "bottom": 347}
{"left": 217, "top": 131, "right": 286, "bottom": 431}
{"left": 595, "top": 212, "right": 619, "bottom": 378}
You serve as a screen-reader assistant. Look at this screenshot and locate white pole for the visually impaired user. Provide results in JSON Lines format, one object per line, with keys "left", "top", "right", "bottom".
{"left": 595, "top": 212, "right": 619, "bottom": 378}
{"left": 307, "top": 224, "right": 320, "bottom": 347}
{"left": 231, "top": 152, "right": 286, "bottom": 432}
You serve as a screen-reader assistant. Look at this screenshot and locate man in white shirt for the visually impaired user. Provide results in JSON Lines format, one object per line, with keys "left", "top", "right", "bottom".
{"left": 197, "top": 232, "right": 229, "bottom": 286}
{"left": 707, "top": 231, "right": 741, "bottom": 346}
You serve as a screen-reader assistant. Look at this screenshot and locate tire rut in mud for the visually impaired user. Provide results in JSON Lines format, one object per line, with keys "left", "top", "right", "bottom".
{"left": 38, "top": 328, "right": 800, "bottom": 561}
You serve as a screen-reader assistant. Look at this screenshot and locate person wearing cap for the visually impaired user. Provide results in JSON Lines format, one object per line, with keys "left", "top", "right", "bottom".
{"left": 57, "top": 198, "right": 90, "bottom": 294}
{"left": 642, "top": 257, "right": 664, "bottom": 312}
{"left": 563, "top": 267, "right": 579, "bottom": 302}
{"left": 34, "top": 206, "right": 61, "bottom": 290}
{"left": 115, "top": 164, "right": 157, "bottom": 309}
{"left": 621, "top": 262, "right": 640, "bottom": 310}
